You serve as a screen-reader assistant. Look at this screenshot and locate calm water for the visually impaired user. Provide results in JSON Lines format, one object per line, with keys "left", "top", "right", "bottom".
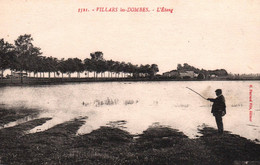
{"left": 0, "top": 81, "right": 259, "bottom": 141}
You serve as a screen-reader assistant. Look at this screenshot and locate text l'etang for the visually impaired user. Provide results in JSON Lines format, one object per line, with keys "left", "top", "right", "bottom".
{"left": 78, "top": 7, "right": 174, "bottom": 13}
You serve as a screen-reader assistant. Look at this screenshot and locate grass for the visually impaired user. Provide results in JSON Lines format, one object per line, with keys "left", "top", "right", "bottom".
{"left": 0, "top": 108, "right": 260, "bottom": 165}
{"left": 82, "top": 98, "right": 139, "bottom": 107}
{"left": 0, "top": 107, "right": 39, "bottom": 127}
{"left": 82, "top": 98, "right": 119, "bottom": 107}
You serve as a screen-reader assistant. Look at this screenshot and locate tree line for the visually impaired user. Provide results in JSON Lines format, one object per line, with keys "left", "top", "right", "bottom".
{"left": 0, "top": 34, "right": 159, "bottom": 80}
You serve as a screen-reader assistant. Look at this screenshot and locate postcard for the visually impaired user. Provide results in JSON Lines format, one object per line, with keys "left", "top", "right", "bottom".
{"left": 0, "top": 0, "right": 259, "bottom": 164}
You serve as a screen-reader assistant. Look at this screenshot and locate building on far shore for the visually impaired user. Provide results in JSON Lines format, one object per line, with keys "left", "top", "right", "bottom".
{"left": 179, "top": 71, "right": 196, "bottom": 79}
{"left": 209, "top": 74, "right": 218, "bottom": 78}
{"left": 162, "top": 70, "right": 197, "bottom": 79}
{"left": 162, "top": 70, "right": 179, "bottom": 77}
{"left": 6, "top": 72, "right": 28, "bottom": 78}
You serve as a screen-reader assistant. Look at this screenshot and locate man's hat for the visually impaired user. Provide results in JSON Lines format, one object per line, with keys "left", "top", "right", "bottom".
{"left": 215, "top": 89, "right": 222, "bottom": 93}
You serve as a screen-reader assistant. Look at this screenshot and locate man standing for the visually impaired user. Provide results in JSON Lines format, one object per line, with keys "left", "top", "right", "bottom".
{"left": 207, "top": 89, "right": 226, "bottom": 134}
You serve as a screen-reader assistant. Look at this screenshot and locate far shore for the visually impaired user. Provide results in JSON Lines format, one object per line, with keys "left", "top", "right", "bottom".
{"left": 1, "top": 77, "right": 260, "bottom": 87}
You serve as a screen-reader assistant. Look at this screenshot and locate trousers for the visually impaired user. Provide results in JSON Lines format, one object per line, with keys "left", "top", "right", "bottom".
{"left": 214, "top": 113, "right": 223, "bottom": 133}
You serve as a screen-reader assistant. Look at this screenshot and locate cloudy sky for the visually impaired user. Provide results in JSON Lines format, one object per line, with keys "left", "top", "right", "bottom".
{"left": 1, "top": 0, "right": 259, "bottom": 74}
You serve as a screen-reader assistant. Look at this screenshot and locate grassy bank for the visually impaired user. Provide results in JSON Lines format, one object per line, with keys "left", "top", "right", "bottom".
{"left": 0, "top": 107, "right": 39, "bottom": 127}
{"left": 0, "top": 108, "right": 260, "bottom": 165}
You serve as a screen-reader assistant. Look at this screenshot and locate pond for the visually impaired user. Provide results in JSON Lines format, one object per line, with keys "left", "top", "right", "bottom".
{"left": 0, "top": 81, "right": 259, "bottom": 141}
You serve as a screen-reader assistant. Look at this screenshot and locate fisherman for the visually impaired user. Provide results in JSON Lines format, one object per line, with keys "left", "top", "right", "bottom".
{"left": 207, "top": 89, "right": 226, "bottom": 134}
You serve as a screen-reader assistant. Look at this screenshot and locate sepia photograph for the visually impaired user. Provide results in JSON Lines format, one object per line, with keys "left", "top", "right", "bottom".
{"left": 0, "top": 0, "right": 260, "bottom": 164}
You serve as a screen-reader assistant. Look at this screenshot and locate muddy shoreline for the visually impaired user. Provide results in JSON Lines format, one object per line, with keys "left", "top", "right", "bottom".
{"left": 0, "top": 107, "right": 260, "bottom": 165}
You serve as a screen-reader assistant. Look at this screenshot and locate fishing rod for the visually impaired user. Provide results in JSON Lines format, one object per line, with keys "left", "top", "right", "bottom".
{"left": 186, "top": 87, "right": 207, "bottom": 100}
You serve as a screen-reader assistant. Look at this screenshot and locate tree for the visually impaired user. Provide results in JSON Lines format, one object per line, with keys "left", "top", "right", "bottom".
{"left": 210, "top": 69, "right": 228, "bottom": 77}
{"left": 90, "top": 51, "right": 104, "bottom": 61}
{"left": 57, "top": 58, "right": 68, "bottom": 78}
{"left": 126, "top": 62, "right": 135, "bottom": 77}
{"left": 14, "top": 34, "right": 41, "bottom": 81}
{"left": 38, "top": 56, "right": 48, "bottom": 78}
{"left": 106, "top": 60, "right": 115, "bottom": 78}
{"left": 140, "top": 64, "right": 150, "bottom": 77}
{"left": 84, "top": 58, "right": 94, "bottom": 77}
{"left": 0, "top": 39, "right": 15, "bottom": 80}
{"left": 89, "top": 51, "right": 106, "bottom": 78}
{"left": 118, "top": 62, "right": 126, "bottom": 77}
{"left": 112, "top": 61, "right": 121, "bottom": 78}
{"left": 197, "top": 73, "right": 205, "bottom": 80}
{"left": 98, "top": 60, "right": 108, "bottom": 77}
{"left": 73, "top": 58, "right": 84, "bottom": 78}
{"left": 44, "top": 56, "right": 58, "bottom": 78}
{"left": 177, "top": 64, "right": 182, "bottom": 70}
{"left": 65, "top": 58, "right": 76, "bottom": 78}
{"left": 149, "top": 64, "right": 159, "bottom": 77}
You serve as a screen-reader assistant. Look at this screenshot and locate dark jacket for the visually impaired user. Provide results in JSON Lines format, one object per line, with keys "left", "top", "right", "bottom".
{"left": 208, "top": 95, "right": 226, "bottom": 114}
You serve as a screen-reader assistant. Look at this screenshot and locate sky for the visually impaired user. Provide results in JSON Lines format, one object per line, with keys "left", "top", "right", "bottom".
{"left": 0, "top": 0, "right": 259, "bottom": 74}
